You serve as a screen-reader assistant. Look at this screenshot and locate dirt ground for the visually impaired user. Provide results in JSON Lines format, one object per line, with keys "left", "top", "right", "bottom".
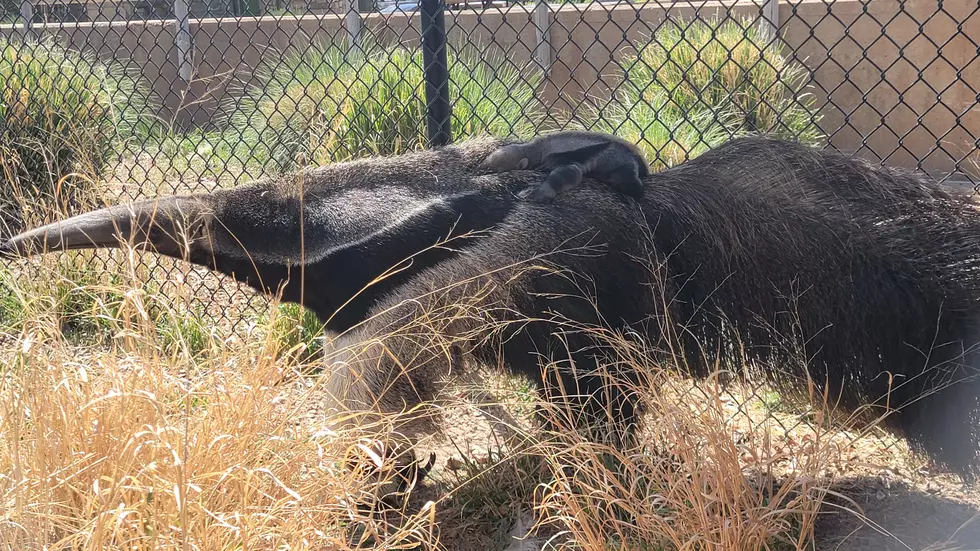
{"left": 92, "top": 165, "right": 980, "bottom": 550}
{"left": 814, "top": 478, "right": 980, "bottom": 551}
{"left": 111, "top": 144, "right": 980, "bottom": 550}
{"left": 8, "top": 262, "right": 979, "bottom": 550}
{"left": 18, "top": 147, "right": 980, "bottom": 549}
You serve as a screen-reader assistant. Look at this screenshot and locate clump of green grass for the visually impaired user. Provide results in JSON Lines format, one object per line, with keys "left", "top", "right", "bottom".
{"left": 136, "top": 128, "right": 260, "bottom": 196}
{"left": 0, "top": 36, "right": 155, "bottom": 235}
{"left": 226, "top": 39, "right": 544, "bottom": 173}
{"left": 592, "top": 16, "right": 823, "bottom": 169}
{"left": 154, "top": 300, "right": 214, "bottom": 359}
{"left": 261, "top": 302, "right": 328, "bottom": 364}
{"left": 591, "top": 101, "right": 737, "bottom": 170}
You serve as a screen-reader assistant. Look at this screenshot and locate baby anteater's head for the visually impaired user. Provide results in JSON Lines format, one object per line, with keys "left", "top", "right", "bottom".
{"left": 478, "top": 143, "right": 533, "bottom": 173}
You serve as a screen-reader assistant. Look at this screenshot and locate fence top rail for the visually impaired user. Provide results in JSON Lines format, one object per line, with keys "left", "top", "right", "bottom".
{"left": 1, "top": 0, "right": 851, "bottom": 31}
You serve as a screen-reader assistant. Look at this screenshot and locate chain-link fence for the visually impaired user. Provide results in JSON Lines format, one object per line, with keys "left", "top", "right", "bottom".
{"left": 1, "top": 0, "right": 979, "bottom": 453}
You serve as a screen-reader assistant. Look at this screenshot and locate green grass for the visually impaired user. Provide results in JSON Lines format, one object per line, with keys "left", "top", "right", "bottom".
{"left": 261, "top": 302, "right": 328, "bottom": 364}
{"left": 144, "top": 128, "right": 260, "bottom": 189}
{"left": 224, "top": 39, "right": 544, "bottom": 174}
{"left": 591, "top": 16, "right": 824, "bottom": 169}
{"left": 0, "top": 255, "right": 215, "bottom": 359}
{"left": 591, "top": 100, "right": 737, "bottom": 170}
{"left": 155, "top": 301, "right": 214, "bottom": 359}
{"left": 0, "top": 36, "right": 156, "bottom": 234}
{"left": 0, "top": 257, "right": 129, "bottom": 341}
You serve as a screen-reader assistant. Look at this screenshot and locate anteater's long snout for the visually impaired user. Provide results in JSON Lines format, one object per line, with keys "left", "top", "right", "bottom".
{"left": 0, "top": 197, "right": 209, "bottom": 260}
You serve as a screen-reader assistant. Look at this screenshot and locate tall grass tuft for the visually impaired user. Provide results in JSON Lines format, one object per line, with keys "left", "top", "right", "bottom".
{"left": 0, "top": 256, "right": 128, "bottom": 341}
{"left": 593, "top": 16, "right": 823, "bottom": 169}
{"left": 261, "top": 302, "right": 328, "bottom": 365}
{"left": 0, "top": 254, "right": 217, "bottom": 359}
{"left": 0, "top": 242, "right": 446, "bottom": 550}
{"left": 226, "top": 40, "right": 544, "bottom": 173}
{"left": 0, "top": 36, "right": 154, "bottom": 235}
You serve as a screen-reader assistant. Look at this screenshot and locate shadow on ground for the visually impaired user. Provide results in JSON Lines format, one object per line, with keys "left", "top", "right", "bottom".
{"left": 815, "top": 477, "right": 980, "bottom": 551}
{"left": 391, "top": 472, "right": 980, "bottom": 551}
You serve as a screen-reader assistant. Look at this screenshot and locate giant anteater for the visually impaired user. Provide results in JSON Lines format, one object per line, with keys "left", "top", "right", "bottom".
{"left": 3, "top": 133, "right": 980, "bottom": 478}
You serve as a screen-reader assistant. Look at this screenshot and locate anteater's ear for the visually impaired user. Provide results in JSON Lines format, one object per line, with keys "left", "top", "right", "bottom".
{"left": 0, "top": 195, "right": 213, "bottom": 261}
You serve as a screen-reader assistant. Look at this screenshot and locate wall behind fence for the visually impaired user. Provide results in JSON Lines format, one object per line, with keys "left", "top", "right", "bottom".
{"left": 3, "top": 0, "right": 978, "bottom": 178}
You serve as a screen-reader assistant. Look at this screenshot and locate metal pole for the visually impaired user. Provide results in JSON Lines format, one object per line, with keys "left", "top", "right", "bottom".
{"left": 174, "top": 0, "right": 193, "bottom": 81}
{"left": 533, "top": 0, "right": 551, "bottom": 75}
{"left": 19, "top": 0, "right": 34, "bottom": 36}
{"left": 420, "top": 0, "right": 452, "bottom": 147}
{"left": 761, "top": 0, "right": 779, "bottom": 39}
{"left": 345, "top": 0, "right": 362, "bottom": 47}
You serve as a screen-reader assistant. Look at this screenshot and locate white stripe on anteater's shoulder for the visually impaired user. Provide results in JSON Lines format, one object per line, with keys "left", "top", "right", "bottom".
{"left": 188, "top": 139, "right": 512, "bottom": 268}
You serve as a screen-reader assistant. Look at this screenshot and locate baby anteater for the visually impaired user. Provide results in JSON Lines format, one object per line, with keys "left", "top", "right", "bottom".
{"left": 478, "top": 130, "right": 651, "bottom": 202}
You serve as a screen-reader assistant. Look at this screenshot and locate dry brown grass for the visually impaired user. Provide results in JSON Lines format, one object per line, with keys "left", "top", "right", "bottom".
{"left": 0, "top": 250, "right": 448, "bottom": 549}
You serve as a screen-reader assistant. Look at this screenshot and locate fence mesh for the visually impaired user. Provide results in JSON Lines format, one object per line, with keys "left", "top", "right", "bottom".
{"left": 1, "top": 0, "right": 978, "bottom": 457}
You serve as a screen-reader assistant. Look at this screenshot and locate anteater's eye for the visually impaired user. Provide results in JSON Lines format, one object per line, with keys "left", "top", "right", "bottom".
{"left": 190, "top": 220, "right": 207, "bottom": 241}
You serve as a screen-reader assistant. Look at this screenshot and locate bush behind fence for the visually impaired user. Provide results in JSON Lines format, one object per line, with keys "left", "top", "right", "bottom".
{"left": 1, "top": 0, "right": 979, "bottom": 449}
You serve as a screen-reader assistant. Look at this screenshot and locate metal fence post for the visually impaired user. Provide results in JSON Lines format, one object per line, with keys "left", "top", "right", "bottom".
{"left": 533, "top": 0, "right": 551, "bottom": 75}
{"left": 173, "top": 0, "right": 193, "bottom": 81}
{"left": 19, "top": 0, "right": 34, "bottom": 36}
{"left": 761, "top": 0, "right": 779, "bottom": 39}
{"left": 420, "top": 0, "right": 452, "bottom": 147}
{"left": 345, "top": 0, "right": 362, "bottom": 47}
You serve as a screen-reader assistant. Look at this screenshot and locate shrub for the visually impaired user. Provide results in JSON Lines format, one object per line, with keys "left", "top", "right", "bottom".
{"left": 0, "top": 253, "right": 216, "bottom": 357}
{"left": 0, "top": 36, "right": 153, "bottom": 235}
{"left": 591, "top": 97, "right": 739, "bottom": 171}
{"left": 227, "top": 40, "right": 544, "bottom": 173}
{"left": 593, "top": 16, "right": 823, "bottom": 169}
